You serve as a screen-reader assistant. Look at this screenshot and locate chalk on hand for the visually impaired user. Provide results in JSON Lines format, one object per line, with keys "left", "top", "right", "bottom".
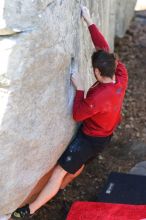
{"left": 80, "top": 5, "right": 90, "bottom": 19}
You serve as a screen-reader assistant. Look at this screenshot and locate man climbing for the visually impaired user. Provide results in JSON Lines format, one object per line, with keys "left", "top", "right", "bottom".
{"left": 11, "top": 6, "right": 128, "bottom": 219}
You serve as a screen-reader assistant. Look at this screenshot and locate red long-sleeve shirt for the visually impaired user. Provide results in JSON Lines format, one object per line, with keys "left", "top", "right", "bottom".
{"left": 73, "top": 24, "right": 128, "bottom": 137}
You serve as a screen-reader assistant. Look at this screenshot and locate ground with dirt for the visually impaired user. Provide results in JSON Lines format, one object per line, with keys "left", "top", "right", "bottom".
{"left": 30, "top": 11, "right": 146, "bottom": 220}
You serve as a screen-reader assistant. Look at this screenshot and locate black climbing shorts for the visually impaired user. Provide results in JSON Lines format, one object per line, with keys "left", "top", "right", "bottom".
{"left": 58, "top": 126, "right": 112, "bottom": 174}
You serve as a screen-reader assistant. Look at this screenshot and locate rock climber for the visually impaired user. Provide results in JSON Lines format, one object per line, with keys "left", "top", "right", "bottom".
{"left": 11, "top": 5, "right": 128, "bottom": 219}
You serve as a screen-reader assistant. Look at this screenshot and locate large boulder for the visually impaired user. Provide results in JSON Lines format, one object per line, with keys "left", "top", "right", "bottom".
{"left": 116, "top": 0, "right": 137, "bottom": 37}
{"left": 0, "top": 0, "right": 136, "bottom": 216}
{"left": 130, "top": 161, "right": 146, "bottom": 176}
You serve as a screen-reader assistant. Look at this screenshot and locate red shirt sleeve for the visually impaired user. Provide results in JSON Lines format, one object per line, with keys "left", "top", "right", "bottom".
{"left": 88, "top": 24, "right": 110, "bottom": 52}
{"left": 72, "top": 90, "right": 100, "bottom": 122}
{"left": 115, "top": 60, "right": 128, "bottom": 86}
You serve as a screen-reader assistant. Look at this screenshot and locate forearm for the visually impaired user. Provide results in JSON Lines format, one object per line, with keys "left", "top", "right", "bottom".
{"left": 73, "top": 90, "right": 85, "bottom": 122}
{"left": 88, "top": 24, "right": 110, "bottom": 52}
{"left": 84, "top": 17, "right": 94, "bottom": 27}
{"left": 72, "top": 90, "right": 98, "bottom": 122}
{"left": 81, "top": 6, "right": 110, "bottom": 52}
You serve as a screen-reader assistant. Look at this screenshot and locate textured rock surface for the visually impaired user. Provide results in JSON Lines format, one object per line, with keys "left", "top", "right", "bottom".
{"left": 0, "top": 0, "right": 136, "bottom": 215}
{"left": 116, "top": 0, "right": 137, "bottom": 37}
{"left": 130, "top": 161, "right": 146, "bottom": 176}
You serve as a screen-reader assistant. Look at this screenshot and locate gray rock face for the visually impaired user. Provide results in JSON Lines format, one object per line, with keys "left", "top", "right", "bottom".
{"left": 130, "top": 161, "right": 146, "bottom": 176}
{"left": 116, "top": 0, "right": 137, "bottom": 37}
{"left": 0, "top": 0, "right": 136, "bottom": 216}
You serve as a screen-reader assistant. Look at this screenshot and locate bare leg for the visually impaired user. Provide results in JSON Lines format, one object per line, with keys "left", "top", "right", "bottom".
{"left": 29, "top": 165, "right": 67, "bottom": 214}
{"left": 20, "top": 167, "right": 55, "bottom": 207}
{"left": 60, "top": 165, "right": 85, "bottom": 189}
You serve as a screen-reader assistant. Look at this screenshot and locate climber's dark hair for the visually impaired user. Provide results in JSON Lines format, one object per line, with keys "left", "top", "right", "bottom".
{"left": 91, "top": 50, "right": 116, "bottom": 78}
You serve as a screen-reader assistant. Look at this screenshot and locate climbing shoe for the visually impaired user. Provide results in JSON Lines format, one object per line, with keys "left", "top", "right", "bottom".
{"left": 11, "top": 204, "right": 32, "bottom": 219}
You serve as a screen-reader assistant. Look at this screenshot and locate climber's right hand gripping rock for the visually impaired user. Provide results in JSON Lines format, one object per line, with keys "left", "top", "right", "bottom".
{"left": 81, "top": 5, "right": 93, "bottom": 26}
